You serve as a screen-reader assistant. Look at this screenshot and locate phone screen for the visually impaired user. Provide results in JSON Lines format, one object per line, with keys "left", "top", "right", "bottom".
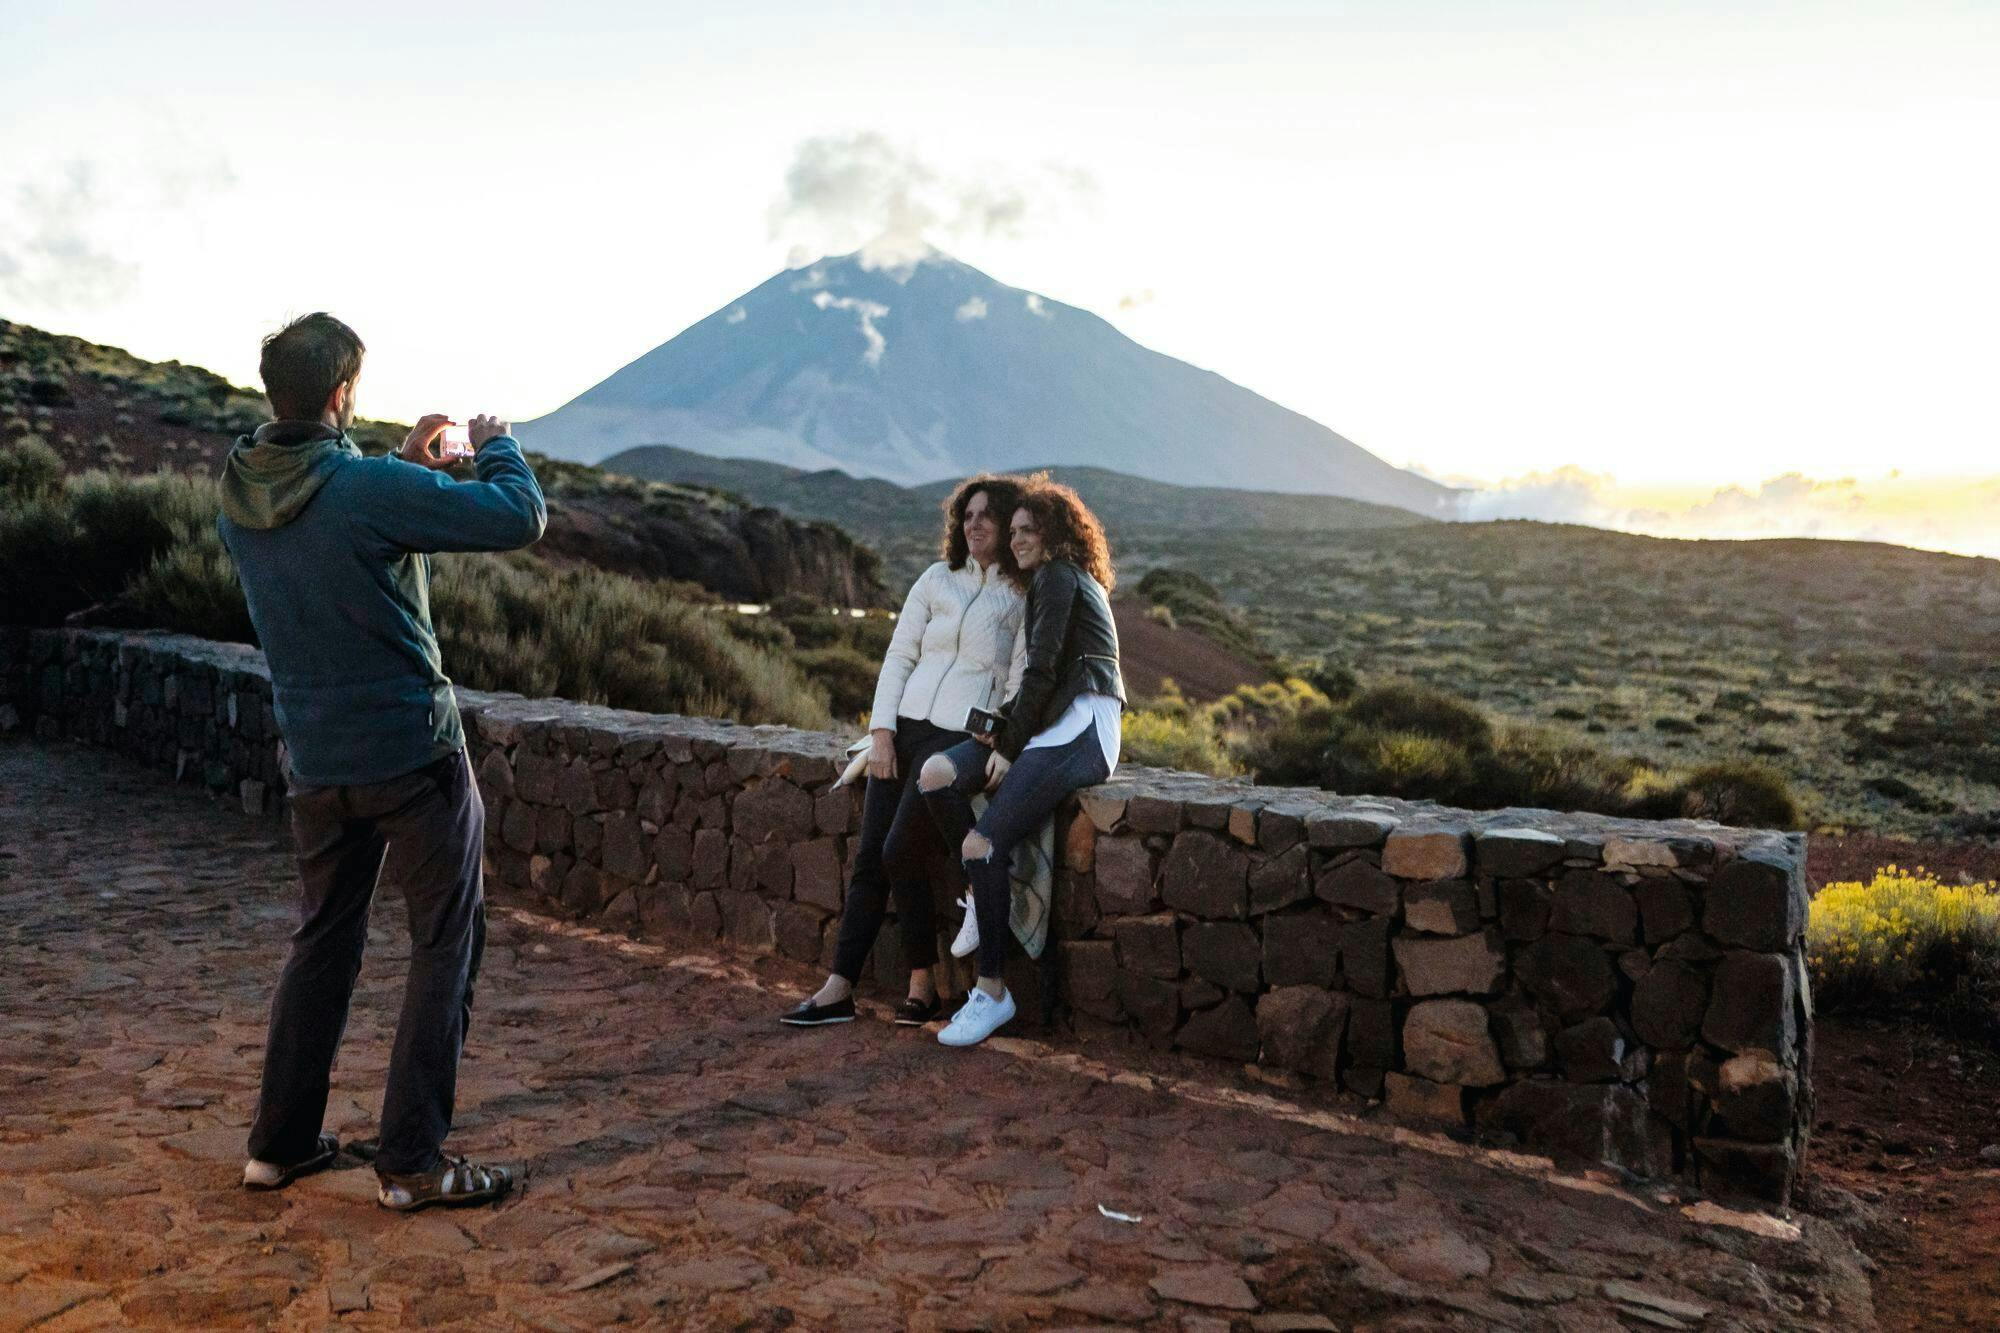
{"left": 440, "top": 423, "right": 473, "bottom": 456}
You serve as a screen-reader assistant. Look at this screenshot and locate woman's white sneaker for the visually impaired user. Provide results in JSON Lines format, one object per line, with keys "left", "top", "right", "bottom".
{"left": 949, "top": 895, "right": 980, "bottom": 959}
{"left": 937, "top": 987, "right": 1015, "bottom": 1047}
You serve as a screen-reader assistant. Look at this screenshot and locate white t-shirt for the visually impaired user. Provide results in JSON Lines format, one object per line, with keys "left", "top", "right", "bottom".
{"left": 1023, "top": 691, "right": 1122, "bottom": 777}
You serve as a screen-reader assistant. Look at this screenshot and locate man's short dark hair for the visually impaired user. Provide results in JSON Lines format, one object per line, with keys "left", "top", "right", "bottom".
{"left": 259, "top": 313, "right": 365, "bottom": 420}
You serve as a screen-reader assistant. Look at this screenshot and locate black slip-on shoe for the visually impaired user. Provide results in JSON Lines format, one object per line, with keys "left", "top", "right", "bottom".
{"left": 779, "top": 995, "right": 856, "bottom": 1027}
{"left": 894, "top": 995, "right": 944, "bottom": 1026}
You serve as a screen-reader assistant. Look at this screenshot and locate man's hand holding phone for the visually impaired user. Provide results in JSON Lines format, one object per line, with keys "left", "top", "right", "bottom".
{"left": 467, "top": 414, "right": 509, "bottom": 449}
{"left": 399, "top": 413, "right": 456, "bottom": 470}
{"left": 399, "top": 413, "right": 511, "bottom": 470}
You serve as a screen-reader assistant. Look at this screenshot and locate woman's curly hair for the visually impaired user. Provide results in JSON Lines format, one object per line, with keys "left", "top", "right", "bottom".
{"left": 938, "top": 473, "right": 1028, "bottom": 585}
{"left": 1019, "top": 473, "right": 1115, "bottom": 592}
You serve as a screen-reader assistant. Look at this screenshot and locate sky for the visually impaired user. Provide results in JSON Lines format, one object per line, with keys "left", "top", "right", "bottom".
{"left": 3, "top": 1, "right": 1996, "bottom": 554}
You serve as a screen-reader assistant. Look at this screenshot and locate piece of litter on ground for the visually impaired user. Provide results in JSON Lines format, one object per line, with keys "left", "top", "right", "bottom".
{"left": 562, "top": 1262, "right": 634, "bottom": 1293}
{"left": 1097, "top": 1204, "right": 1143, "bottom": 1224}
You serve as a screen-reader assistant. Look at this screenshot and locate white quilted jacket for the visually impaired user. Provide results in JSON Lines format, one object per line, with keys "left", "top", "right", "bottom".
{"left": 869, "top": 560, "right": 1027, "bottom": 734}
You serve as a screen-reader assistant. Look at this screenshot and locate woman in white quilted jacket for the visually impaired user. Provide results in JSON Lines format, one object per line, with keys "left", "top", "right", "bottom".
{"left": 780, "top": 474, "right": 1029, "bottom": 1030}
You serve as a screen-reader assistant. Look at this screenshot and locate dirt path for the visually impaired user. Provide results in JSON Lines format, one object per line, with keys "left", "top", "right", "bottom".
{"left": 1810, "top": 1018, "right": 2000, "bottom": 1331}
{"left": 0, "top": 738, "right": 1874, "bottom": 1330}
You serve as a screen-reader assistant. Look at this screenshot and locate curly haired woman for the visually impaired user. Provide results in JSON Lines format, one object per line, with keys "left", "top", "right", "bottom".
{"left": 918, "top": 475, "right": 1126, "bottom": 1047}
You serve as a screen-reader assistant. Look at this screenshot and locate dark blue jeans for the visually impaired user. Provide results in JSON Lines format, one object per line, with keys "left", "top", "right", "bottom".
{"left": 922, "top": 728, "right": 1110, "bottom": 978}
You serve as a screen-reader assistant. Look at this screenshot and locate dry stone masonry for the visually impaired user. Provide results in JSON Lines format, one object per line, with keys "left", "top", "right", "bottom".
{"left": 1, "top": 628, "right": 1815, "bottom": 1202}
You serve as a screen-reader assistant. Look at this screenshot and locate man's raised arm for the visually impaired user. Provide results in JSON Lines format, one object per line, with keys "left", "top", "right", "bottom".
{"left": 366, "top": 413, "right": 548, "bottom": 554}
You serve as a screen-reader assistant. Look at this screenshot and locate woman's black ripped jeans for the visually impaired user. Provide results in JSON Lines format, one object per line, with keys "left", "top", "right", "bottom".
{"left": 828, "top": 718, "right": 966, "bottom": 983}
{"left": 919, "top": 728, "right": 1110, "bottom": 978}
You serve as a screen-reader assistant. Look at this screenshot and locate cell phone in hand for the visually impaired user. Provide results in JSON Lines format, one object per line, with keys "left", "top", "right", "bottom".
{"left": 439, "top": 422, "right": 473, "bottom": 458}
{"left": 965, "top": 706, "right": 1001, "bottom": 737}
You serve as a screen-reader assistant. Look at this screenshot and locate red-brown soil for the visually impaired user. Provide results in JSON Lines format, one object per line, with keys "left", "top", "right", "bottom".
{"left": 1809, "top": 834, "right": 2000, "bottom": 891}
{"left": 1112, "top": 598, "right": 1270, "bottom": 703}
{"left": 1810, "top": 1016, "right": 2000, "bottom": 1330}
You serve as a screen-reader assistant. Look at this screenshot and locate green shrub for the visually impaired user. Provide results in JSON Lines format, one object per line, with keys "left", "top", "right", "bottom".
{"left": 1122, "top": 705, "right": 1238, "bottom": 776}
{"left": 1356, "top": 728, "right": 1479, "bottom": 798}
{"left": 0, "top": 435, "right": 62, "bottom": 499}
{"left": 1619, "top": 758, "right": 1799, "bottom": 828}
{"left": 793, "top": 644, "right": 881, "bottom": 723}
{"left": 1300, "top": 656, "right": 1358, "bottom": 701}
{"left": 124, "top": 533, "right": 256, "bottom": 644}
{"left": 1343, "top": 681, "right": 1494, "bottom": 754}
{"left": 1208, "top": 678, "right": 1328, "bottom": 728}
{"left": 1486, "top": 722, "right": 1647, "bottom": 813}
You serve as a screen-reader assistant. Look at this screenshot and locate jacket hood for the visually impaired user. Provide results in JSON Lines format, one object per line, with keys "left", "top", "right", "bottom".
{"left": 219, "top": 420, "right": 360, "bottom": 530}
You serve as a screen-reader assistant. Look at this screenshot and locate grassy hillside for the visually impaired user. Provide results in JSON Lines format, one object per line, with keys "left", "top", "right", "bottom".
{"left": 1122, "top": 522, "right": 2000, "bottom": 838}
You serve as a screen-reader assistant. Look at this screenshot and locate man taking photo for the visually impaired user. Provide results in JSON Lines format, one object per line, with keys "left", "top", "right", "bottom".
{"left": 218, "top": 311, "right": 545, "bottom": 1212}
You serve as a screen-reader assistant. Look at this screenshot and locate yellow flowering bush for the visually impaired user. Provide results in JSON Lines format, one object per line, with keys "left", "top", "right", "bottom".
{"left": 1807, "top": 866, "right": 2000, "bottom": 1013}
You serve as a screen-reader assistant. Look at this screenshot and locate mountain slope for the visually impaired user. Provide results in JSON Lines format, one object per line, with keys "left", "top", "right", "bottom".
{"left": 519, "top": 250, "right": 1459, "bottom": 516}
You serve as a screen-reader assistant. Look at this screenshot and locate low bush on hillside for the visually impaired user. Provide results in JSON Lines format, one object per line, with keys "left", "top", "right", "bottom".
{"left": 0, "top": 434, "right": 62, "bottom": 498}
{"left": 1120, "top": 680, "right": 1243, "bottom": 775}
{"left": 1809, "top": 867, "right": 2000, "bottom": 1036}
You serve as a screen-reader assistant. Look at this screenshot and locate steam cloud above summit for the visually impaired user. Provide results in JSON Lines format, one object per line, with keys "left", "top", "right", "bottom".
{"left": 768, "top": 132, "right": 1096, "bottom": 271}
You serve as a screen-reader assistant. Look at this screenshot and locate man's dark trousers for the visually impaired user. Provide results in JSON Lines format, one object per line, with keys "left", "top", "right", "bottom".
{"left": 246, "top": 749, "right": 486, "bottom": 1176}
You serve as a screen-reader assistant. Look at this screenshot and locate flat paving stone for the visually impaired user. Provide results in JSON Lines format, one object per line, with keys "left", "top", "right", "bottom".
{"left": 0, "top": 737, "right": 1880, "bottom": 1329}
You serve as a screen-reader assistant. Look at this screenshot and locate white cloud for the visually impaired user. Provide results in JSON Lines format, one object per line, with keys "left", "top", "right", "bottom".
{"left": 1024, "top": 292, "right": 1051, "bottom": 319}
{"left": 768, "top": 132, "right": 1096, "bottom": 271}
{"left": 1118, "top": 289, "right": 1155, "bottom": 310}
{"left": 811, "top": 289, "right": 890, "bottom": 366}
{"left": 0, "top": 153, "right": 237, "bottom": 313}
{"left": 724, "top": 306, "right": 747, "bottom": 324}
{"left": 954, "top": 295, "right": 988, "bottom": 322}
{"left": 1457, "top": 465, "right": 1625, "bottom": 525}
{"left": 0, "top": 162, "right": 138, "bottom": 310}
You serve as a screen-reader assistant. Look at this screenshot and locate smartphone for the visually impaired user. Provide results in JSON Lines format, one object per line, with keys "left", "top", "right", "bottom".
{"left": 965, "top": 706, "right": 1001, "bottom": 737}
{"left": 439, "top": 422, "right": 473, "bottom": 458}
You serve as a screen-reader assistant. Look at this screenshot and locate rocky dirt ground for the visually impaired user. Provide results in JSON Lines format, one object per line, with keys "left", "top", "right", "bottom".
{"left": 0, "top": 738, "right": 1878, "bottom": 1331}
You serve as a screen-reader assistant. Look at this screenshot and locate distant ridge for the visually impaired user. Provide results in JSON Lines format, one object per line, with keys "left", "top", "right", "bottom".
{"left": 519, "top": 249, "right": 1460, "bottom": 518}
{"left": 600, "top": 443, "right": 1435, "bottom": 550}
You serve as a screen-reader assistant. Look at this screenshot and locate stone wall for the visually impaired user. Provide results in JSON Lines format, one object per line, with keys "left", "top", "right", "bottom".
{"left": 0, "top": 628, "right": 1815, "bottom": 1203}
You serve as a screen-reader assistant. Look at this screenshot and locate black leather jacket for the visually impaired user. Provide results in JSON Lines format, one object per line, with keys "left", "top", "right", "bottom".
{"left": 995, "top": 559, "right": 1126, "bottom": 761}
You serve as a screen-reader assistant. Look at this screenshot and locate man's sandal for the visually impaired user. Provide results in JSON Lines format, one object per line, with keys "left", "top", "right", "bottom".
{"left": 376, "top": 1155, "right": 515, "bottom": 1213}
{"left": 242, "top": 1132, "right": 341, "bottom": 1190}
